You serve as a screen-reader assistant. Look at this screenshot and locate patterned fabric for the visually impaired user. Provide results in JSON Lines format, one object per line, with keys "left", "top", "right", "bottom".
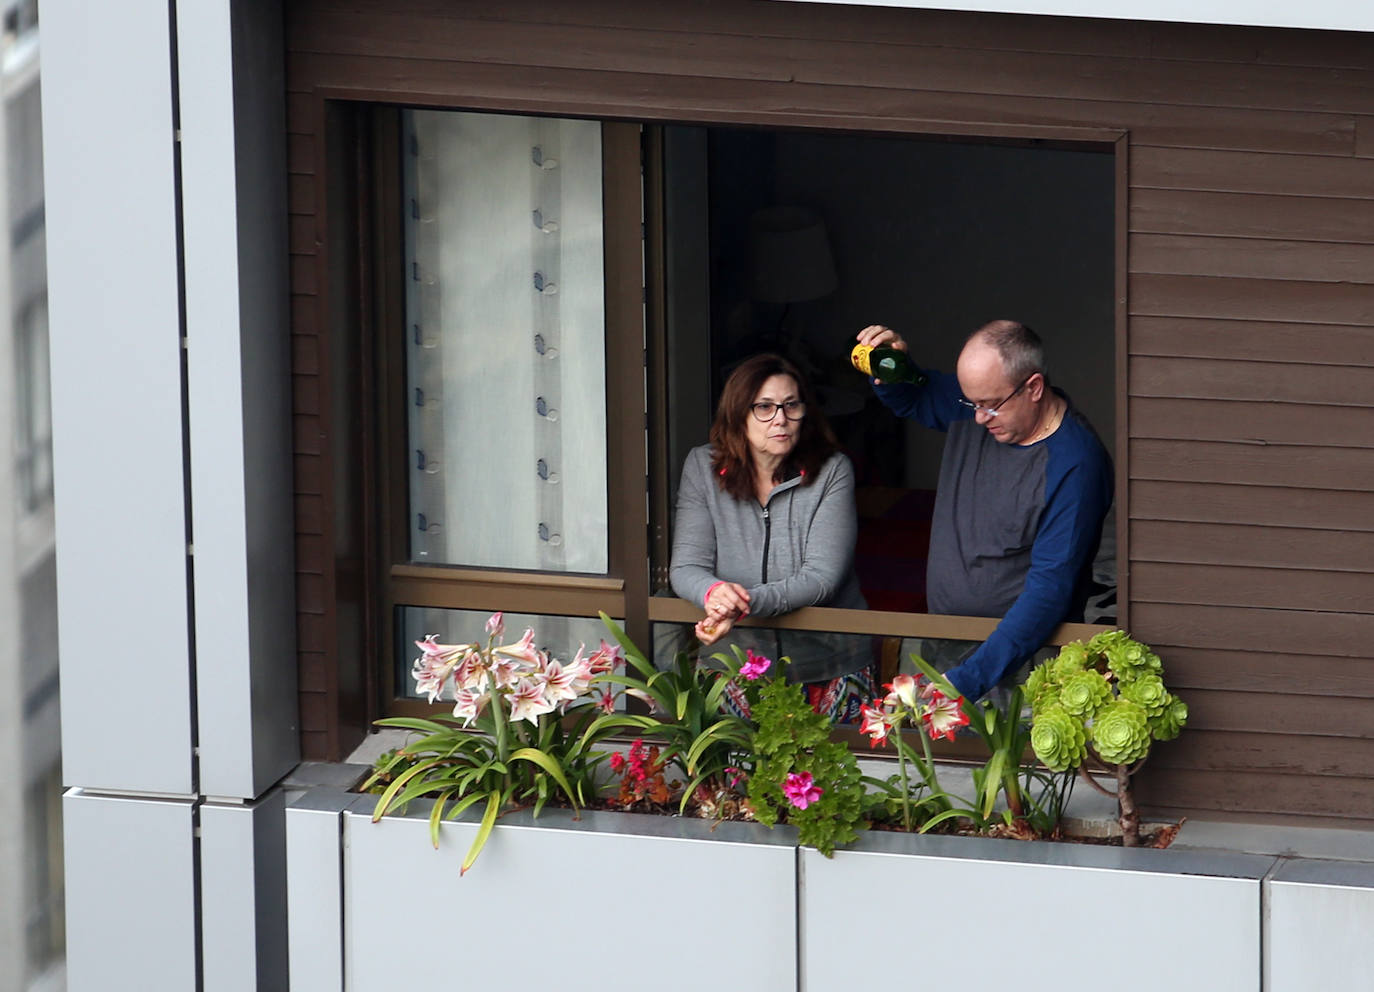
{"left": 724, "top": 665, "right": 878, "bottom": 723}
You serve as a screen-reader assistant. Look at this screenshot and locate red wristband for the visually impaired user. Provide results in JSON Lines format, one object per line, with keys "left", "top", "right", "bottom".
{"left": 704, "top": 581, "right": 725, "bottom": 607}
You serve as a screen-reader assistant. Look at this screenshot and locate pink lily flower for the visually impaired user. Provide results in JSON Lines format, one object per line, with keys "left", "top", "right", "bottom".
{"left": 922, "top": 690, "right": 970, "bottom": 741}
{"left": 859, "top": 701, "right": 893, "bottom": 747}
{"left": 485, "top": 612, "right": 505, "bottom": 639}
{"left": 540, "top": 660, "right": 581, "bottom": 706}
{"left": 507, "top": 677, "right": 557, "bottom": 724}
{"left": 453, "top": 650, "right": 490, "bottom": 693}
{"left": 739, "top": 649, "right": 772, "bottom": 680}
{"left": 593, "top": 687, "right": 616, "bottom": 714}
{"left": 782, "top": 771, "right": 823, "bottom": 811}
{"left": 585, "top": 640, "right": 624, "bottom": 675}
{"left": 411, "top": 635, "right": 472, "bottom": 702}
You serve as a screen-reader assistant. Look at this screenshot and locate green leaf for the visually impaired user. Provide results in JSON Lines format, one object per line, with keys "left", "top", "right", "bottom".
{"left": 919, "top": 808, "right": 971, "bottom": 833}
{"left": 371, "top": 757, "right": 454, "bottom": 821}
{"left": 428, "top": 791, "right": 451, "bottom": 849}
{"left": 981, "top": 748, "right": 1007, "bottom": 820}
{"left": 509, "top": 747, "right": 578, "bottom": 809}
{"left": 460, "top": 790, "right": 505, "bottom": 876}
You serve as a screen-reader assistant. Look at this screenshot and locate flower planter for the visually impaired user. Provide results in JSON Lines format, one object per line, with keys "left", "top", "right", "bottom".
{"left": 287, "top": 788, "right": 798, "bottom": 992}
{"left": 797, "top": 829, "right": 1272, "bottom": 992}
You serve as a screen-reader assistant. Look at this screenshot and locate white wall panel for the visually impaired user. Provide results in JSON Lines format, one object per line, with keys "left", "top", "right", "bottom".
{"left": 1266, "top": 860, "right": 1374, "bottom": 992}
{"left": 41, "top": 0, "right": 192, "bottom": 793}
{"left": 286, "top": 790, "right": 354, "bottom": 992}
{"left": 178, "top": 0, "right": 298, "bottom": 800}
{"left": 63, "top": 790, "right": 197, "bottom": 992}
{"left": 201, "top": 791, "right": 289, "bottom": 992}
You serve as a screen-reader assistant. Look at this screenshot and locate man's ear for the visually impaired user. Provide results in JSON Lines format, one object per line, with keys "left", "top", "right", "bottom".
{"left": 1027, "top": 372, "right": 1047, "bottom": 401}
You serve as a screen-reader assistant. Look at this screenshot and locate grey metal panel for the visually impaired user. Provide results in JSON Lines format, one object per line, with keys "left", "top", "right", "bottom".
{"left": 40, "top": 0, "right": 192, "bottom": 793}
{"left": 63, "top": 790, "right": 197, "bottom": 992}
{"left": 178, "top": 0, "right": 299, "bottom": 801}
{"left": 1266, "top": 858, "right": 1374, "bottom": 992}
{"left": 287, "top": 789, "right": 355, "bottom": 992}
{"left": 344, "top": 806, "right": 797, "bottom": 991}
{"left": 201, "top": 790, "right": 289, "bottom": 992}
{"left": 801, "top": 841, "right": 1267, "bottom": 991}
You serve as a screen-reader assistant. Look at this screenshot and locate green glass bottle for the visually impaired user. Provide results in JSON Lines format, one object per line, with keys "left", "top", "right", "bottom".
{"left": 850, "top": 343, "right": 928, "bottom": 386}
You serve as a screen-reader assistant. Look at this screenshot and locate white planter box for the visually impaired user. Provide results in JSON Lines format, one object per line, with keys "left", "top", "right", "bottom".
{"left": 798, "top": 831, "right": 1272, "bottom": 992}
{"left": 1266, "top": 859, "right": 1374, "bottom": 991}
{"left": 288, "top": 789, "right": 798, "bottom": 992}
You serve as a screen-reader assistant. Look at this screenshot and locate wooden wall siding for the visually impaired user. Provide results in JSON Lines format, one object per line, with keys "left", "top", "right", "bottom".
{"left": 284, "top": 0, "right": 1374, "bottom": 823}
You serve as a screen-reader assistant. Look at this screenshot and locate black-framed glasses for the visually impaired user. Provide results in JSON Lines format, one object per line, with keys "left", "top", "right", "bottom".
{"left": 957, "top": 374, "right": 1035, "bottom": 418}
{"left": 750, "top": 400, "right": 807, "bottom": 422}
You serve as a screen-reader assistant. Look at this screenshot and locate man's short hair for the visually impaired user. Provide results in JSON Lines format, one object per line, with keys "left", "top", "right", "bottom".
{"left": 971, "top": 319, "right": 1045, "bottom": 384}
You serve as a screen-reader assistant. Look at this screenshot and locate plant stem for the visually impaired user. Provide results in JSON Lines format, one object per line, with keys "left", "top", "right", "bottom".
{"left": 917, "top": 726, "right": 950, "bottom": 812}
{"left": 896, "top": 734, "right": 913, "bottom": 833}
{"left": 1116, "top": 763, "right": 1140, "bottom": 847}
{"left": 1077, "top": 764, "right": 1118, "bottom": 799}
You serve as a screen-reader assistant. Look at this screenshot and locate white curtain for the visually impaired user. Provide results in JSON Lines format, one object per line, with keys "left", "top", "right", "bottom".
{"left": 404, "top": 110, "right": 608, "bottom": 573}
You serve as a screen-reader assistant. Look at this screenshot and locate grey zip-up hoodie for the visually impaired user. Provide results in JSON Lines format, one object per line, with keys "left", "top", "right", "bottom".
{"left": 669, "top": 445, "right": 867, "bottom": 681}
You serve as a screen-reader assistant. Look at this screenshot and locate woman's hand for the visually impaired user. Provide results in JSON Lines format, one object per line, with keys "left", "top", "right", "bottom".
{"left": 694, "top": 615, "right": 734, "bottom": 647}
{"left": 706, "top": 581, "right": 751, "bottom": 622}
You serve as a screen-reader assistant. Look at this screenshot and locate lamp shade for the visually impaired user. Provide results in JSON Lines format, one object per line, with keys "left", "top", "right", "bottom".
{"left": 748, "top": 206, "right": 838, "bottom": 304}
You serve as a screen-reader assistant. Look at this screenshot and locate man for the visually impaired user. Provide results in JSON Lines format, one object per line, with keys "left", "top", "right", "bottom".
{"left": 856, "top": 319, "right": 1112, "bottom": 702}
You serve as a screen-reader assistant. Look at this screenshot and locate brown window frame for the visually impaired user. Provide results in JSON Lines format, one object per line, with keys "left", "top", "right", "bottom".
{"left": 329, "top": 101, "right": 1126, "bottom": 729}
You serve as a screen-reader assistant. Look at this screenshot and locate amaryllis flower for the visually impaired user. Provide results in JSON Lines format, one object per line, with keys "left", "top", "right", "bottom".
{"left": 494, "top": 629, "right": 540, "bottom": 665}
{"left": 585, "top": 640, "right": 624, "bottom": 675}
{"left": 487, "top": 654, "right": 525, "bottom": 691}
{"left": 451, "top": 687, "right": 489, "bottom": 726}
{"left": 921, "top": 690, "right": 970, "bottom": 741}
{"left": 623, "top": 688, "right": 661, "bottom": 713}
{"left": 592, "top": 687, "right": 616, "bottom": 714}
{"left": 485, "top": 612, "right": 504, "bottom": 639}
{"left": 562, "top": 645, "right": 595, "bottom": 694}
{"left": 782, "top": 771, "right": 823, "bottom": 810}
{"left": 859, "top": 701, "right": 893, "bottom": 747}
{"left": 507, "top": 677, "right": 556, "bottom": 725}
{"left": 411, "top": 635, "right": 471, "bottom": 702}
{"left": 883, "top": 674, "right": 920, "bottom": 710}
{"left": 453, "top": 650, "right": 489, "bottom": 692}
{"left": 739, "top": 649, "right": 772, "bottom": 680}
{"left": 539, "top": 660, "right": 581, "bottom": 706}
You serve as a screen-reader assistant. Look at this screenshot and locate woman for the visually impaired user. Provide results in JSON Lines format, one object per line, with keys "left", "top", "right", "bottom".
{"left": 669, "top": 354, "right": 872, "bottom": 719}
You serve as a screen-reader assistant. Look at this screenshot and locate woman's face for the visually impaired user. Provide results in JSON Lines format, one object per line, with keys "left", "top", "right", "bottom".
{"left": 745, "top": 374, "right": 803, "bottom": 463}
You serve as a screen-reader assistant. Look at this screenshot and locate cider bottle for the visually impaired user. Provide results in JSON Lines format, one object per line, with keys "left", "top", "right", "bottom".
{"left": 850, "top": 343, "right": 928, "bottom": 386}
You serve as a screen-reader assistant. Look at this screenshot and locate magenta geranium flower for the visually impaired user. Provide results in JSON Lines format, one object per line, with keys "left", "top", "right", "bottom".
{"left": 740, "top": 649, "right": 772, "bottom": 680}
{"left": 782, "top": 771, "right": 823, "bottom": 810}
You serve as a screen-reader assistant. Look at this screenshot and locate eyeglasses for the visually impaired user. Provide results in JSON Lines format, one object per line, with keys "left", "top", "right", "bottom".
{"left": 957, "top": 374, "right": 1035, "bottom": 418}
{"left": 750, "top": 400, "right": 807, "bottom": 422}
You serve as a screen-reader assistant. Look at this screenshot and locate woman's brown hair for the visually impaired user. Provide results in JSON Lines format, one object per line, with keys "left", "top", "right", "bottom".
{"left": 709, "top": 353, "right": 839, "bottom": 502}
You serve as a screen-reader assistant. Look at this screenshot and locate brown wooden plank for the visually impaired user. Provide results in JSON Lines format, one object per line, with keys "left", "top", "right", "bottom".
{"left": 291, "top": 333, "right": 319, "bottom": 376}
{"left": 1129, "top": 316, "right": 1374, "bottom": 367}
{"left": 1149, "top": 731, "right": 1374, "bottom": 778}
{"left": 1159, "top": 644, "right": 1374, "bottom": 697}
{"left": 287, "top": 132, "right": 315, "bottom": 174}
{"left": 294, "top": 454, "right": 324, "bottom": 496}
{"left": 1136, "top": 767, "right": 1374, "bottom": 821}
{"left": 1132, "top": 188, "right": 1374, "bottom": 244}
{"left": 293, "top": 414, "right": 324, "bottom": 456}
{"left": 291, "top": 373, "right": 320, "bottom": 415}
{"left": 1131, "top": 356, "right": 1374, "bottom": 407}
{"left": 1131, "top": 519, "right": 1374, "bottom": 572}
{"left": 1131, "top": 438, "right": 1374, "bottom": 491}
{"left": 1359, "top": 116, "right": 1374, "bottom": 158}
{"left": 1130, "top": 397, "right": 1374, "bottom": 448}
{"left": 290, "top": 254, "right": 318, "bottom": 296}
{"left": 290, "top": 8, "right": 1374, "bottom": 117}
{"left": 297, "top": 573, "right": 328, "bottom": 614}
{"left": 290, "top": 296, "right": 318, "bottom": 338}
{"left": 297, "top": 0, "right": 1374, "bottom": 72}
{"left": 286, "top": 52, "right": 1352, "bottom": 157}
{"left": 1131, "top": 146, "right": 1374, "bottom": 199}
{"left": 296, "top": 611, "right": 328, "bottom": 654}
{"left": 287, "top": 92, "right": 317, "bottom": 132}
{"left": 1130, "top": 479, "right": 1374, "bottom": 533}
{"left": 1131, "top": 234, "right": 1374, "bottom": 285}
{"left": 1166, "top": 688, "right": 1374, "bottom": 739}
{"left": 295, "top": 494, "right": 325, "bottom": 536}
{"left": 1132, "top": 560, "right": 1374, "bottom": 614}
{"left": 298, "top": 691, "right": 331, "bottom": 732}
{"left": 289, "top": 0, "right": 1157, "bottom": 61}
{"left": 297, "top": 652, "right": 330, "bottom": 693}
{"left": 1131, "top": 274, "right": 1374, "bottom": 325}
{"left": 289, "top": 214, "right": 317, "bottom": 254}
{"left": 288, "top": 174, "right": 316, "bottom": 215}
{"left": 1130, "top": 602, "right": 1374, "bottom": 659}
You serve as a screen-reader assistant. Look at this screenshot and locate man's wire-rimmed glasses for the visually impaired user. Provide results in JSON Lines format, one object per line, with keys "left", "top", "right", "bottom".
{"left": 957, "top": 374, "right": 1036, "bottom": 418}
{"left": 750, "top": 400, "right": 807, "bottom": 422}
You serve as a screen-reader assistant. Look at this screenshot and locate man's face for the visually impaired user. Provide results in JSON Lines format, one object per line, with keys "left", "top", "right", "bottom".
{"left": 955, "top": 339, "right": 1043, "bottom": 446}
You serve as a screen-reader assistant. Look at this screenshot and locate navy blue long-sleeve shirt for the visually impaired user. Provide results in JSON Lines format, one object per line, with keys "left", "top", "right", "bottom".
{"left": 875, "top": 370, "right": 1112, "bottom": 701}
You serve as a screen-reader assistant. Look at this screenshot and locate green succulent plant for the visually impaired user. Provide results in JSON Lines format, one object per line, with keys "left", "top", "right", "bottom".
{"left": 1030, "top": 705, "right": 1088, "bottom": 773}
{"left": 1149, "top": 696, "right": 1188, "bottom": 742}
{"left": 1059, "top": 670, "right": 1112, "bottom": 718}
{"left": 1120, "top": 673, "right": 1169, "bottom": 717}
{"left": 1089, "top": 699, "right": 1152, "bottom": 765}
